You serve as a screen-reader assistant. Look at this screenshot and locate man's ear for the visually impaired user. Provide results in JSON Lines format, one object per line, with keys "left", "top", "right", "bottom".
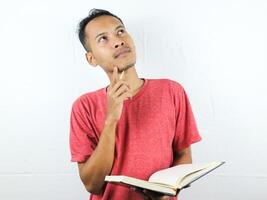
{"left": 85, "top": 51, "right": 98, "bottom": 67}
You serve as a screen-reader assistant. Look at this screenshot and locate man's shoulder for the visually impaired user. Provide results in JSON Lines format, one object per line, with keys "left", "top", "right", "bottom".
{"left": 147, "top": 78, "right": 184, "bottom": 90}
{"left": 71, "top": 87, "right": 106, "bottom": 110}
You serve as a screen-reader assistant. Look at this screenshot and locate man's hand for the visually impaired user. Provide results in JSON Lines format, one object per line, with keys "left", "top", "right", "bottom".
{"left": 131, "top": 187, "right": 179, "bottom": 200}
{"left": 142, "top": 189, "right": 172, "bottom": 200}
{"left": 105, "top": 67, "right": 132, "bottom": 123}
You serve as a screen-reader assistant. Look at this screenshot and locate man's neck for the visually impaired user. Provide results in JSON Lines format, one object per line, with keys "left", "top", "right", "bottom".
{"left": 122, "top": 67, "right": 143, "bottom": 95}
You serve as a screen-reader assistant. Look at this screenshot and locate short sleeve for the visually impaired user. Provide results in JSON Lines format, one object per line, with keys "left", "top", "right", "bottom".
{"left": 171, "top": 82, "right": 202, "bottom": 152}
{"left": 69, "top": 98, "right": 97, "bottom": 162}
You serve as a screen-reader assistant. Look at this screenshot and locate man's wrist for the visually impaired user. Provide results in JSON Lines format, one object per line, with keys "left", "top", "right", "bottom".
{"left": 104, "top": 117, "right": 117, "bottom": 127}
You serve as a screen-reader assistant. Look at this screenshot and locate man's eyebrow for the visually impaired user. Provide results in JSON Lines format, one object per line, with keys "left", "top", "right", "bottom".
{"left": 115, "top": 25, "right": 125, "bottom": 30}
{"left": 95, "top": 32, "right": 107, "bottom": 40}
{"left": 95, "top": 25, "right": 125, "bottom": 40}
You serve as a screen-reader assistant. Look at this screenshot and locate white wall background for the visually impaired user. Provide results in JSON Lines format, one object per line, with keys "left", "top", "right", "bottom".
{"left": 0, "top": 0, "right": 266, "bottom": 199}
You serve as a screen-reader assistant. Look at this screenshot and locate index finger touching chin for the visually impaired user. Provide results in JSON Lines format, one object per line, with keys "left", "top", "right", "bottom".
{"left": 110, "top": 67, "right": 118, "bottom": 86}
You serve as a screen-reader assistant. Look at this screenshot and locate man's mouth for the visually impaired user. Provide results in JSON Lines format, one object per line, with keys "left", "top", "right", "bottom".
{"left": 114, "top": 47, "right": 131, "bottom": 59}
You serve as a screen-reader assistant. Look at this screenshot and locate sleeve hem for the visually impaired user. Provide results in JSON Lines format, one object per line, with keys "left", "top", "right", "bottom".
{"left": 176, "top": 135, "right": 202, "bottom": 151}
{"left": 71, "top": 154, "right": 91, "bottom": 163}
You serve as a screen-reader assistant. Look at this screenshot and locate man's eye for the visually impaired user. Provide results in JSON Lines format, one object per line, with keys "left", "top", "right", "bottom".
{"left": 118, "top": 29, "right": 125, "bottom": 35}
{"left": 99, "top": 36, "right": 107, "bottom": 43}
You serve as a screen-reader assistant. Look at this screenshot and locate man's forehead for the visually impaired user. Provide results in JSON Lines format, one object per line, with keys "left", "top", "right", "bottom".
{"left": 85, "top": 15, "right": 123, "bottom": 37}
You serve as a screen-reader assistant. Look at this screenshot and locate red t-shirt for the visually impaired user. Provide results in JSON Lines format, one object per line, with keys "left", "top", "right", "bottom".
{"left": 69, "top": 78, "right": 201, "bottom": 200}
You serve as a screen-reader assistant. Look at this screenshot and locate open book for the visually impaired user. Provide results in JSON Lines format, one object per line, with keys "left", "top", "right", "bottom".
{"left": 105, "top": 161, "right": 225, "bottom": 196}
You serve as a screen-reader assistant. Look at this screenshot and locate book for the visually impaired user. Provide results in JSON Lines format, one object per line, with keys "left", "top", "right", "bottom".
{"left": 105, "top": 161, "right": 225, "bottom": 196}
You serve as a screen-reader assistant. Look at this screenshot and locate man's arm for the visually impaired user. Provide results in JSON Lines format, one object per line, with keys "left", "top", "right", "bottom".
{"left": 78, "top": 119, "right": 117, "bottom": 194}
{"left": 77, "top": 68, "right": 132, "bottom": 195}
{"left": 172, "top": 146, "right": 192, "bottom": 166}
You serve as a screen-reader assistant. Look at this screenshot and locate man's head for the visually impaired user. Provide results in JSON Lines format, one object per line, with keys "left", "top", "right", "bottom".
{"left": 78, "top": 9, "right": 136, "bottom": 74}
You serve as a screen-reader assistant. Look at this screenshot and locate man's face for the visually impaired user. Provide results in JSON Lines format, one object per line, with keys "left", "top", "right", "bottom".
{"left": 85, "top": 15, "right": 136, "bottom": 73}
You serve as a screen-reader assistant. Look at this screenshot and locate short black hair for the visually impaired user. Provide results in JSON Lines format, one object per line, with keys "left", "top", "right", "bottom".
{"left": 78, "top": 9, "right": 124, "bottom": 52}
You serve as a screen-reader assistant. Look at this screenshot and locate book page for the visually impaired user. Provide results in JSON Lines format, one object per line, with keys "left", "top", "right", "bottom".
{"left": 177, "top": 162, "right": 224, "bottom": 188}
{"left": 148, "top": 162, "right": 218, "bottom": 187}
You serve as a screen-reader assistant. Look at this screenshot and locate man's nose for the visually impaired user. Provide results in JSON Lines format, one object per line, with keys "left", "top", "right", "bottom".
{"left": 113, "top": 39, "right": 125, "bottom": 48}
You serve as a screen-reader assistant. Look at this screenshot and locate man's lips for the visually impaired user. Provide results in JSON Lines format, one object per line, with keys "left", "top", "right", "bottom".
{"left": 114, "top": 48, "right": 131, "bottom": 58}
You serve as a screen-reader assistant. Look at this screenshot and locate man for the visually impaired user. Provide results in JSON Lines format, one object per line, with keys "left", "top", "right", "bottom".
{"left": 69, "top": 9, "right": 201, "bottom": 200}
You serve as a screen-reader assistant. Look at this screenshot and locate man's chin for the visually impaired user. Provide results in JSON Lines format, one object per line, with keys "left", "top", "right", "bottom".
{"left": 118, "top": 62, "right": 135, "bottom": 73}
